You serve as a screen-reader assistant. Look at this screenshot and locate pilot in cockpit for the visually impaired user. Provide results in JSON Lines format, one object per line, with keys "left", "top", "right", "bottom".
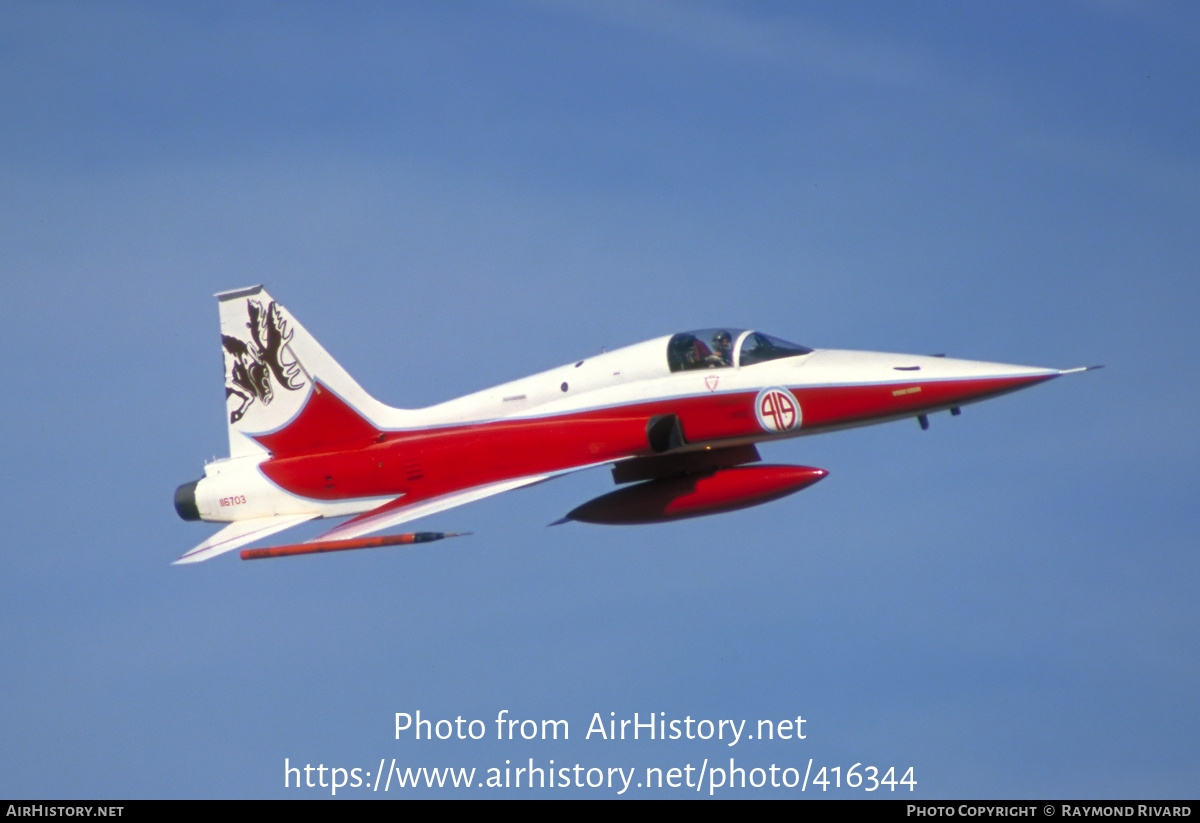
{"left": 709, "top": 330, "right": 733, "bottom": 367}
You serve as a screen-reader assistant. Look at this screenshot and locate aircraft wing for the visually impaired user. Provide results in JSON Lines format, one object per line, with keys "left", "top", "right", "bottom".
{"left": 308, "top": 474, "right": 560, "bottom": 543}
{"left": 310, "top": 459, "right": 622, "bottom": 543}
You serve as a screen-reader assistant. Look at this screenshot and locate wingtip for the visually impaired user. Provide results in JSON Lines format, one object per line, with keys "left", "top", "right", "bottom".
{"left": 547, "top": 517, "right": 572, "bottom": 527}
{"left": 1058, "top": 365, "right": 1105, "bottom": 375}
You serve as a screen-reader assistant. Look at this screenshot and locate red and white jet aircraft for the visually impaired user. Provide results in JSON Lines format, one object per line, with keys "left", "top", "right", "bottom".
{"left": 173, "top": 286, "right": 1095, "bottom": 563}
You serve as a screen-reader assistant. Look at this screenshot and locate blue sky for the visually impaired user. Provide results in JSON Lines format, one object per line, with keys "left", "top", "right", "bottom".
{"left": 1, "top": 1, "right": 1196, "bottom": 798}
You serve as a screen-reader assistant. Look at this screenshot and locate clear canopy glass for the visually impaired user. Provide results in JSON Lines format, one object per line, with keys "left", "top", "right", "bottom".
{"left": 666, "top": 329, "right": 812, "bottom": 372}
{"left": 737, "top": 332, "right": 813, "bottom": 366}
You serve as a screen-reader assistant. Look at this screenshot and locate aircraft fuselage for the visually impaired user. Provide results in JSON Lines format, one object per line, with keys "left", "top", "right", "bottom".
{"left": 173, "top": 288, "right": 1089, "bottom": 563}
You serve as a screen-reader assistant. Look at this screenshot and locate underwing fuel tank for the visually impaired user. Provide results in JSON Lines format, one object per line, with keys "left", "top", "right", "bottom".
{"left": 564, "top": 465, "right": 828, "bottom": 525}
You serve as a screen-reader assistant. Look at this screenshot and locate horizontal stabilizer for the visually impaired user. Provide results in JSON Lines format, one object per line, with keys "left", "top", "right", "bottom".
{"left": 172, "top": 513, "right": 318, "bottom": 564}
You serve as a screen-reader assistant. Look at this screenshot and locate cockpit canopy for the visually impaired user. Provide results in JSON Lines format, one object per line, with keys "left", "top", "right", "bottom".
{"left": 667, "top": 329, "right": 812, "bottom": 372}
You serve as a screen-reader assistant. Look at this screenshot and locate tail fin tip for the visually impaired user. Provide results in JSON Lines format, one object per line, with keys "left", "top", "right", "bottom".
{"left": 216, "top": 285, "right": 265, "bottom": 301}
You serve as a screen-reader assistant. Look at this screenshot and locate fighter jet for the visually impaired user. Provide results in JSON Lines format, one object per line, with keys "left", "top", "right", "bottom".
{"left": 173, "top": 286, "right": 1096, "bottom": 563}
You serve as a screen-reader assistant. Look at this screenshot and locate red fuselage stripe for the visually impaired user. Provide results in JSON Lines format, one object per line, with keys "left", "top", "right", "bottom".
{"left": 257, "top": 374, "right": 1052, "bottom": 502}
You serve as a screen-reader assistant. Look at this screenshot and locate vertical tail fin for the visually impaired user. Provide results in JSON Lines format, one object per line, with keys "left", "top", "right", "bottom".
{"left": 217, "top": 286, "right": 388, "bottom": 457}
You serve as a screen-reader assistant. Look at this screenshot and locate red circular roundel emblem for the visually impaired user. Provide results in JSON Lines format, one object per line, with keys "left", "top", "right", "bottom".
{"left": 754, "top": 386, "right": 801, "bottom": 433}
